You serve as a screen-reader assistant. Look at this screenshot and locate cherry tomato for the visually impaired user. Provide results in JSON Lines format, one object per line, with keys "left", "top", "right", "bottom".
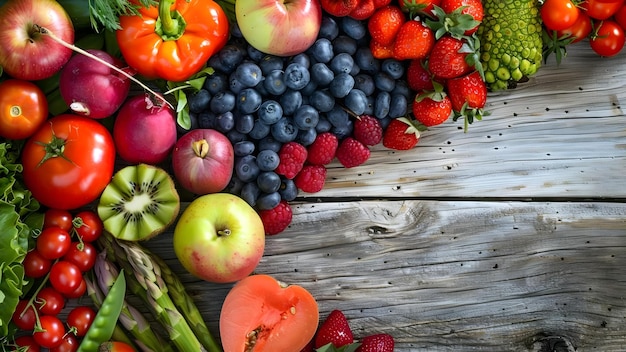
{"left": 23, "top": 249, "right": 52, "bottom": 279}
{"left": 63, "top": 241, "right": 97, "bottom": 272}
{"left": 0, "top": 79, "right": 48, "bottom": 140}
{"left": 581, "top": 0, "right": 624, "bottom": 20}
{"left": 21, "top": 114, "right": 116, "bottom": 210}
{"left": 49, "top": 261, "right": 83, "bottom": 296}
{"left": 37, "top": 226, "right": 72, "bottom": 260}
{"left": 44, "top": 208, "right": 74, "bottom": 232}
{"left": 35, "top": 287, "right": 66, "bottom": 316}
{"left": 49, "top": 334, "right": 78, "bottom": 352}
{"left": 590, "top": 20, "right": 626, "bottom": 56}
{"left": 12, "top": 300, "right": 37, "bottom": 330}
{"left": 33, "top": 315, "right": 66, "bottom": 349}
{"left": 66, "top": 306, "right": 96, "bottom": 337}
{"left": 614, "top": 5, "right": 626, "bottom": 30}
{"left": 98, "top": 341, "right": 137, "bottom": 352}
{"left": 63, "top": 277, "right": 87, "bottom": 299}
{"left": 14, "top": 335, "right": 41, "bottom": 352}
{"left": 557, "top": 11, "right": 593, "bottom": 43}
{"left": 73, "top": 210, "right": 104, "bottom": 243}
{"left": 541, "top": 0, "right": 580, "bottom": 30}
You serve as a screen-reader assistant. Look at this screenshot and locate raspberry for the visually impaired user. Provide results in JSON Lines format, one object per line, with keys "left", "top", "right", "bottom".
{"left": 335, "top": 137, "right": 370, "bottom": 168}
{"left": 306, "top": 132, "right": 338, "bottom": 165}
{"left": 276, "top": 142, "right": 307, "bottom": 179}
{"left": 353, "top": 115, "right": 383, "bottom": 146}
{"left": 294, "top": 165, "right": 327, "bottom": 193}
{"left": 258, "top": 200, "right": 293, "bottom": 235}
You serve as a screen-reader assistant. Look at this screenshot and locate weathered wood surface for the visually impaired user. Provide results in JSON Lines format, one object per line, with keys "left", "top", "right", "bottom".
{"left": 143, "top": 43, "right": 626, "bottom": 352}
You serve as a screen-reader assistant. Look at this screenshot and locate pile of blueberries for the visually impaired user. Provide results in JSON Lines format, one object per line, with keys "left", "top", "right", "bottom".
{"left": 185, "top": 14, "right": 413, "bottom": 210}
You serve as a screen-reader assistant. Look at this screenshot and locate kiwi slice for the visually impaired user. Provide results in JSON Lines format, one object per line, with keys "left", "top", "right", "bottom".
{"left": 98, "top": 163, "right": 180, "bottom": 241}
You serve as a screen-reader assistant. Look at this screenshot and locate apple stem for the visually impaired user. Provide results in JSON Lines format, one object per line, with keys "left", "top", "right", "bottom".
{"left": 33, "top": 24, "right": 173, "bottom": 109}
{"left": 192, "top": 140, "right": 210, "bottom": 158}
{"left": 217, "top": 229, "right": 231, "bottom": 237}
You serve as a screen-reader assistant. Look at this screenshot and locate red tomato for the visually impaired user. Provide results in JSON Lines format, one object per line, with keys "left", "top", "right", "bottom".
{"left": 49, "top": 334, "right": 78, "bottom": 352}
{"left": 73, "top": 210, "right": 104, "bottom": 243}
{"left": 49, "top": 261, "right": 83, "bottom": 296}
{"left": 44, "top": 209, "right": 74, "bottom": 232}
{"left": 66, "top": 306, "right": 96, "bottom": 337}
{"left": 614, "top": 5, "right": 626, "bottom": 30}
{"left": 33, "top": 315, "right": 66, "bottom": 349}
{"left": 35, "top": 287, "right": 66, "bottom": 316}
{"left": 581, "top": 0, "right": 624, "bottom": 20}
{"left": 23, "top": 249, "right": 52, "bottom": 279}
{"left": 63, "top": 277, "right": 87, "bottom": 299}
{"left": 98, "top": 341, "right": 137, "bottom": 352}
{"left": 37, "top": 226, "right": 72, "bottom": 260}
{"left": 14, "top": 335, "right": 41, "bottom": 352}
{"left": 590, "top": 20, "right": 626, "bottom": 56}
{"left": 12, "top": 300, "right": 37, "bottom": 330}
{"left": 557, "top": 11, "right": 593, "bottom": 42}
{"left": 219, "top": 274, "right": 319, "bottom": 352}
{"left": 21, "top": 114, "right": 116, "bottom": 210}
{"left": 0, "top": 79, "right": 48, "bottom": 140}
{"left": 63, "top": 242, "right": 97, "bottom": 272}
{"left": 541, "top": 0, "right": 580, "bottom": 30}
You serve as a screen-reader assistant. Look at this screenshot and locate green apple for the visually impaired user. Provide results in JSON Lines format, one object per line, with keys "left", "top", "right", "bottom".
{"left": 173, "top": 193, "right": 265, "bottom": 283}
{"left": 235, "top": 0, "right": 322, "bottom": 56}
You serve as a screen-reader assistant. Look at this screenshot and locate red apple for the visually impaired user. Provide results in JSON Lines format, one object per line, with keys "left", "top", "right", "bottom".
{"left": 236, "top": 0, "right": 322, "bottom": 56}
{"left": 0, "top": 0, "right": 74, "bottom": 80}
{"left": 172, "top": 129, "right": 235, "bottom": 195}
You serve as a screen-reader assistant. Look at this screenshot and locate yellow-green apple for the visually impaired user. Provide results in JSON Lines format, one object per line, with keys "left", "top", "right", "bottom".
{"left": 0, "top": 0, "right": 74, "bottom": 80}
{"left": 172, "top": 129, "right": 235, "bottom": 195}
{"left": 173, "top": 193, "right": 265, "bottom": 283}
{"left": 236, "top": 0, "right": 322, "bottom": 56}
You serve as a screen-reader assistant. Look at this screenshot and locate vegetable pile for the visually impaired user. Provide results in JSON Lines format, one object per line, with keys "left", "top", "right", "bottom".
{"left": 0, "top": 0, "right": 624, "bottom": 351}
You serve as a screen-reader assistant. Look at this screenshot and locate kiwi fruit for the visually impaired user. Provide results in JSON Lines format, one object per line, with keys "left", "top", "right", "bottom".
{"left": 98, "top": 163, "right": 180, "bottom": 241}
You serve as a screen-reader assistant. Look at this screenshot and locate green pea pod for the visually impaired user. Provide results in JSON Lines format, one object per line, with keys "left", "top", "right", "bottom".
{"left": 77, "top": 270, "right": 127, "bottom": 352}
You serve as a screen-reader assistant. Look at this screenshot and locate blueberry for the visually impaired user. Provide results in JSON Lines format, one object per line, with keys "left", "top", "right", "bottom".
{"left": 234, "top": 140, "right": 256, "bottom": 156}
{"left": 256, "top": 149, "right": 280, "bottom": 171}
{"left": 345, "top": 89, "right": 368, "bottom": 116}
{"left": 296, "top": 128, "right": 317, "bottom": 146}
{"left": 229, "top": 22, "right": 243, "bottom": 38}
{"left": 259, "top": 55, "right": 285, "bottom": 75}
{"left": 389, "top": 94, "right": 408, "bottom": 118}
{"left": 247, "top": 45, "right": 266, "bottom": 62}
{"left": 374, "top": 71, "right": 396, "bottom": 92}
{"left": 364, "top": 95, "right": 375, "bottom": 116}
{"left": 256, "top": 191, "right": 281, "bottom": 210}
{"left": 235, "top": 61, "right": 263, "bottom": 87}
{"left": 225, "top": 175, "right": 245, "bottom": 195}
{"left": 241, "top": 182, "right": 261, "bottom": 206}
{"left": 280, "top": 89, "right": 303, "bottom": 116}
{"left": 329, "top": 72, "right": 355, "bottom": 98}
{"left": 271, "top": 117, "right": 299, "bottom": 143}
{"left": 207, "top": 55, "right": 229, "bottom": 74}
{"left": 311, "top": 63, "right": 335, "bottom": 87}
{"left": 293, "top": 104, "right": 320, "bottom": 130}
{"left": 279, "top": 178, "right": 298, "bottom": 201}
{"left": 228, "top": 73, "right": 246, "bottom": 94}
{"left": 257, "top": 171, "right": 281, "bottom": 193}
{"left": 177, "top": 112, "right": 199, "bottom": 134}
{"left": 218, "top": 44, "right": 245, "bottom": 73}
{"left": 350, "top": 63, "right": 361, "bottom": 76}
{"left": 227, "top": 130, "right": 247, "bottom": 144}
{"left": 210, "top": 91, "right": 236, "bottom": 114}
{"left": 257, "top": 136, "right": 282, "bottom": 153}
{"left": 309, "top": 38, "right": 334, "bottom": 63}
{"left": 249, "top": 119, "right": 271, "bottom": 140}
{"left": 381, "top": 59, "right": 405, "bottom": 80}
{"left": 332, "top": 119, "right": 354, "bottom": 139}
{"left": 341, "top": 17, "right": 367, "bottom": 40}
{"left": 204, "top": 73, "right": 228, "bottom": 95}
{"left": 291, "top": 53, "right": 311, "bottom": 69}
{"left": 300, "top": 80, "right": 318, "bottom": 96}
{"left": 332, "top": 35, "right": 358, "bottom": 55}
{"left": 308, "top": 90, "right": 335, "bottom": 113}
{"left": 374, "top": 91, "right": 391, "bottom": 119}
{"left": 316, "top": 115, "right": 332, "bottom": 133}
{"left": 258, "top": 100, "right": 283, "bottom": 125}
{"left": 354, "top": 73, "right": 376, "bottom": 96}
{"left": 188, "top": 89, "right": 211, "bottom": 113}
{"left": 326, "top": 105, "right": 350, "bottom": 127}
{"left": 237, "top": 88, "right": 263, "bottom": 114}
{"left": 392, "top": 80, "right": 411, "bottom": 99}
{"left": 235, "top": 113, "right": 255, "bottom": 134}
{"left": 355, "top": 47, "right": 380, "bottom": 73}
{"left": 329, "top": 52, "right": 354, "bottom": 75}
{"left": 235, "top": 155, "right": 260, "bottom": 183}
{"left": 319, "top": 16, "right": 339, "bottom": 41}
{"left": 215, "top": 111, "right": 235, "bottom": 133}
{"left": 198, "top": 111, "right": 216, "bottom": 129}
{"left": 264, "top": 69, "right": 287, "bottom": 96}
{"left": 284, "top": 63, "right": 311, "bottom": 90}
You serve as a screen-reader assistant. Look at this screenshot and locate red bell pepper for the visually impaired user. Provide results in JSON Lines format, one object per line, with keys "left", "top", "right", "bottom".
{"left": 116, "top": 0, "right": 229, "bottom": 82}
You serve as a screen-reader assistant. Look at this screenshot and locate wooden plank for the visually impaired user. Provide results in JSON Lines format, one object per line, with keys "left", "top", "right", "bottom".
{"left": 307, "top": 44, "right": 626, "bottom": 200}
{"left": 143, "top": 200, "right": 626, "bottom": 351}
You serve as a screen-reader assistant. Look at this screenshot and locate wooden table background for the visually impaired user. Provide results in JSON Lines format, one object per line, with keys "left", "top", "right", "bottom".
{"left": 144, "top": 43, "right": 626, "bottom": 352}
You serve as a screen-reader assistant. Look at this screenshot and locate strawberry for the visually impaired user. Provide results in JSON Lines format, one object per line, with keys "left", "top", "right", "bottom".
{"left": 440, "top": 0, "right": 484, "bottom": 35}
{"left": 399, "top": 0, "right": 442, "bottom": 16}
{"left": 427, "top": 35, "right": 472, "bottom": 80}
{"left": 392, "top": 19, "right": 435, "bottom": 60}
{"left": 406, "top": 59, "right": 434, "bottom": 91}
{"left": 370, "top": 39, "right": 395, "bottom": 59}
{"left": 349, "top": 0, "right": 377, "bottom": 20}
{"left": 353, "top": 114, "right": 383, "bottom": 146}
{"left": 258, "top": 200, "right": 293, "bottom": 235}
{"left": 382, "top": 117, "right": 422, "bottom": 150}
{"left": 355, "top": 334, "right": 395, "bottom": 352}
{"left": 368, "top": 5, "right": 406, "bottom": 46}
{"left": 446, "top": 70, "right": 488, "bottom": 130}
{"left": 412, "top": 88, "right": 453, "bottom": 127}
{"left": 321, "top": 0, "right": 359, "bottom": 17}
{"left": 336, "top": 137, "right": 371, "bottom": 168}
{"left": 314, "top": 310, "right": 354, "bottom": 349}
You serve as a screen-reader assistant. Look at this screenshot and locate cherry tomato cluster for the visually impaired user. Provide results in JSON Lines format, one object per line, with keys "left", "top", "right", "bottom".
{"left": 11, "top": 209, "right": 103, "bottom": 351}
{"left": 541, "top": 0, "right": 626, "bottom": 57}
